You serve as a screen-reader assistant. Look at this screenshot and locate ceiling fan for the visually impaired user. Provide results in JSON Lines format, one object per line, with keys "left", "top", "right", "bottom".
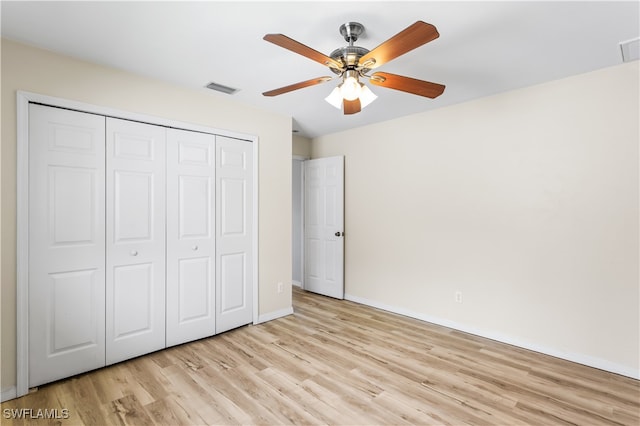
{"left": 262, "top": 21, "right": 445, "bottom": 115}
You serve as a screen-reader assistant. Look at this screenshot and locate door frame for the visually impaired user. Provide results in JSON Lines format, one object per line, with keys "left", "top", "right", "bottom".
{"left": 15, "top": 91, "right": 260, "bottom": 397}
{"left": 292, "top": 155, "right": 308, "bottom": 289}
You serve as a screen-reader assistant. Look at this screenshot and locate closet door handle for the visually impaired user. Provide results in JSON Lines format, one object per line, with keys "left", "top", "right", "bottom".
{"left": 130, "top": 250, "right": 138, "bottom": 256}
{"left": 192, "top": 245, "right": 199, "bottom": 251}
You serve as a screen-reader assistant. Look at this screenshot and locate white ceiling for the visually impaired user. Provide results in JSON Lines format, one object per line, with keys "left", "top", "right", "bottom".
{"left": 2, "top": 1, "right": 638, "bottom": 138}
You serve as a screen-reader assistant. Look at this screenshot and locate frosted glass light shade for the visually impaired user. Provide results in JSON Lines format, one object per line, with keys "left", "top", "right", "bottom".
{"left": 359, "top": 84, "right": 377, "bottom": 108}
{"left": 325, "top": 86, "right": 342, "bottom": 109}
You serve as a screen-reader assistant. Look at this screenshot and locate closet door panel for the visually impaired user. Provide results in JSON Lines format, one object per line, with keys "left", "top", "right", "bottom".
{"left": 216, "top": 136, "right": 253, "bottom": 333}
{"left": 220, "top": 253, "right": 246, "bottom": 312}
{"left": 113, "top": 171, "right": 154, "bottom": 240}
{"left": 112, "top": 263, "right": 154, "bottom": 337}
{"left": 106, "top": 118, "right": 166, "bottom": 364}
{"left": 166, "top": 129, "right": 216, "bottom": 347}
{"left": 28, "top": 104, "right": 106, "bottom": 387}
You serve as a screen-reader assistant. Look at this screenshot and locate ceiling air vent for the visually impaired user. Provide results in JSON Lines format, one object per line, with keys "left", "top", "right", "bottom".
{"left": 205, "top": 81, "right": 239, "bottom": 95}
{"left": 620, "top": 37, "right": 640, "bottom": 63}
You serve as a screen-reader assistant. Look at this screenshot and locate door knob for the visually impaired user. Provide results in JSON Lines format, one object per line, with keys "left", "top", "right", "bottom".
{"left": 192, "top": 245, "right": 199, "bottom": 251}
{"left": 335, "top": 231, "right": 344, "bottom": 237}
{"left": 130, "top": 250, "right": 138, "bottom": 256}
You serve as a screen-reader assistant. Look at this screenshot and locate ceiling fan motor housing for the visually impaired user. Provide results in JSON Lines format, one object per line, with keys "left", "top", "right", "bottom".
{"left": 329, "top": 45, "right": 370, "bottom": 74}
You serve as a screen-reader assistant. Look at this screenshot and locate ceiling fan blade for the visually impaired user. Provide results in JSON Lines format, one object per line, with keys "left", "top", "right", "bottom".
{"left": 369, "top": 72, "right": 445, "bottom": 99}
{"left": 264, "top": 34, "right": 343, "bottom": 70}
{"left": 343, "top": 98, "right": 361, "bottom": 115}
{"left": 358, "top": 21, "right": 439, "bottom": 69}
{"left": 263, "top": 77, "right": 333, "bottom": 97}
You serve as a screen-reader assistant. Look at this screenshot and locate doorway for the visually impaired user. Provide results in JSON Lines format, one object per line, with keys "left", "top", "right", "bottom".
{"left": 292, "top": 155, "right": 345, "bottom": 299}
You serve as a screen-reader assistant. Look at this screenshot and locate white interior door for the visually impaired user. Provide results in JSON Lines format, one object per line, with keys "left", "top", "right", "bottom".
{"left": 105, "top": 118, "right": 166, "bottom": 364}
{"left": 166, "top": 129, "right": 216, "bottom": 346}
{"left": 216, "top": 136, "right": 253, "bottom": 333}
{"left": 28, "top": 104, "right": 106, "bottom": 387}
{"left": 304, "top": 156, "right": 344, "bottom": 299}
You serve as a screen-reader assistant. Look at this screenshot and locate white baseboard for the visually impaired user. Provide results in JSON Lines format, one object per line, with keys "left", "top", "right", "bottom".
{"left": 292, "top": 280, "right": 302, "bottom": 288}
{"left": 344, "top": 293, "right": 639, "bottom": 380}
{"left": 257, "top": 307, "right": 294, "bottom": 324}
{"left": 1, "top": 386, "right": 17, "bottom": 402}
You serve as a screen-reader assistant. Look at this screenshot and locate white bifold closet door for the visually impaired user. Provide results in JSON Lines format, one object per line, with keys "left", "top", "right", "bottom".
{"left": 166, "top": 129, "right": 217, "bottom": 346}
{"left": 28, "top": 105, "right": 107, "bottom": 387}
{"left": 28, "top": 104, "right": 254, "bottom": 387}
{"left": 105, "top": 118, "right": 166, "bottom": 365}
{"left": 216, "top": 136, "right": 253, "bottom": 333}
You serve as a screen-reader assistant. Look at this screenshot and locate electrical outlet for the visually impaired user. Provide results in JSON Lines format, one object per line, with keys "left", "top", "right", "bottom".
{"left": 277, "top": 282, "right": 284, "bottom": 294}
{"left": 455, "top": 291, "right": 463, "bottom": 304}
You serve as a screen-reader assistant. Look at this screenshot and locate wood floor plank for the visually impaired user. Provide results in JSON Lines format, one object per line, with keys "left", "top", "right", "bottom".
{"left": 110, "top": 394, "right": 154, "bottom": 426}
{"left": 258, "top": 367, "right": 347, "bottom": 424}
{"left": 2, "top": 287, "right": 638, "bottom": 425}
{"left": 161, "top": 364, "right": 238, "bottom": 424}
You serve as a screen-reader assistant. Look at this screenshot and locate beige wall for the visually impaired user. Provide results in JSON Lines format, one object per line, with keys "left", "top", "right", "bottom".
{"left": 312, "top": 61, "right": 639, "bottom": 377}
{"left": 1, "top": 39, "right": 292, "bottom": 390}
{"left": 292, "top": 134, "right": 312, "bottom": 158}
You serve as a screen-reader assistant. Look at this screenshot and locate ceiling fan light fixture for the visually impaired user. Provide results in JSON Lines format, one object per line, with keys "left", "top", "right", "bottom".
{"left": 325, "top": 82, "right": 376, "bottom": 110}
{"left": 325, "top": 86, "right": 343, "bottom": 109}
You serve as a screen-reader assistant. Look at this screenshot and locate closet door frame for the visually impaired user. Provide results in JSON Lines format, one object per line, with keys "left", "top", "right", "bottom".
{"left": 15, "top": 91, "right": 259, "bottom": 398}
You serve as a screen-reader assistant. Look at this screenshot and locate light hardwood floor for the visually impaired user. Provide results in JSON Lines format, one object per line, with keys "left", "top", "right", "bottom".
{"left": 3, "top": 287, "right": 639, "bottom": 425}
